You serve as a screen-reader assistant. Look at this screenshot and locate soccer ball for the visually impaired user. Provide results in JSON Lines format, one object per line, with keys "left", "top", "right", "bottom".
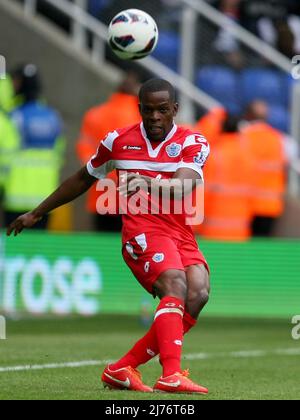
{"left": 108, "top": 9, "right": 159, "bottom": 60}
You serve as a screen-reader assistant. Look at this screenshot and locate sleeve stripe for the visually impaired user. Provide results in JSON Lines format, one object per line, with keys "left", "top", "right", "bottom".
{"left": 183, "top": 134, "right": 207, "bottom": 149}
{"left": 87, "top": 159, "right": 115, "bottom": 180}
{"left": 102, "top": 130, "right": 119, "bottom": 152}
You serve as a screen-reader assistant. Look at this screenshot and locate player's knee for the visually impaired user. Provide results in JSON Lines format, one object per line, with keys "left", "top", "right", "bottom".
{"left": 198, "top": 288, "right": 210, "bottom": 307}
{"left": 154, "top": 271, "right": 187, "bottom": 301}
{"left": 187, "top": 286, "right": 210, "bottom": 312}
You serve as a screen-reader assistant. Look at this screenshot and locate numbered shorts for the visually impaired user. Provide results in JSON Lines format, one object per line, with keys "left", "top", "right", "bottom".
{"left": 122, "top": 232, "right": 209, "bottom": 294}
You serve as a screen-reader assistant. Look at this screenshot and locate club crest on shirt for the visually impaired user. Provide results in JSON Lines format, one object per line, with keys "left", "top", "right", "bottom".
{"left": 166, "top": 143, "right": 182, "bottom": 158}
{"left": 152, "top": 253, "right": 165, "bottom": 263}
{"left": 194, "top": 145, "right": 210, "bottom": 166}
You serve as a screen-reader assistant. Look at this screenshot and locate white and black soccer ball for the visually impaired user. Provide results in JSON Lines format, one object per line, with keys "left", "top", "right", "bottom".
{"left": 108, "top": 9, "right": 159, "bottom": 60}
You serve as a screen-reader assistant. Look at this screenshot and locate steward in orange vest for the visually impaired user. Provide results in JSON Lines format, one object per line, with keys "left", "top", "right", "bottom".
{"left": 196, "top": 116, "right": 254, "bottom": 241}
{"left": 194, "top": 107, "right": 227, "bottom": 147}
{"left": 241, "top": 101, "right": 287, "bottom": 236}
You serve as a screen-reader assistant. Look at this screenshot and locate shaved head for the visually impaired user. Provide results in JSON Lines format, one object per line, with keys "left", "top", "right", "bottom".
{"left": 139, "top": 79, "right": 176, "bottom": 103}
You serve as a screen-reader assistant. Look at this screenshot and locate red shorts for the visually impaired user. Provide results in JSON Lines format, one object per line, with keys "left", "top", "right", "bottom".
{"left": 122, "top": 232, "right": 209, "bottom": 294}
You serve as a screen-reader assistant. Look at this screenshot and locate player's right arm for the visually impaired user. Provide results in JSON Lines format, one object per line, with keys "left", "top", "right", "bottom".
{"left": 7, "top": 166, "right": 96, "bottom": 237}
{"left": 7, "top": 130, "right": 117, "bottom": 237}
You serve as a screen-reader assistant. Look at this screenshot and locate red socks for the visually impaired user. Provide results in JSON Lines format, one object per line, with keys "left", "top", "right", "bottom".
{"left": 110, "top": 300, "right": 197, "bottom": 375}
{"left": 183, "top": 311, "right": 197, "bottom": 334}
{"left": 154, "top": 296, "right": 185, "bottom": 377}
{"left": 110, "top": 324, "right": 157, "bottom": 370}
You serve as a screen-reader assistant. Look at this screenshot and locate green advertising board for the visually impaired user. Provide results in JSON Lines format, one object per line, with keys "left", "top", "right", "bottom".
{"left": 0, "top": 231, "right": 299, "bottom": 317}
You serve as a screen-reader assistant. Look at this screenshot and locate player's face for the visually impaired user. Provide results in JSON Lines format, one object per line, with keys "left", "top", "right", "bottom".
{"left": 139, "top": 91, "right": 179, "bottom": 142}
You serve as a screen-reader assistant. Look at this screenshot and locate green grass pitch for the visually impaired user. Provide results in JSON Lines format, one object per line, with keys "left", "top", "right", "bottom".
{"left": 0, "top": 315, "right": 299, "bottom": 400}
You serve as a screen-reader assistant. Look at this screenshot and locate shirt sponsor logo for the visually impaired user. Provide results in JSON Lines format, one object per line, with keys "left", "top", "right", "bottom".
{"left": 152, "top": 253, "right": 165, "bottom": 263}
{"left": 166, "top": 143, "right": 182, "bottom": 158}
{"left": 123, "top": 145, "right": 142, "bottom": 151}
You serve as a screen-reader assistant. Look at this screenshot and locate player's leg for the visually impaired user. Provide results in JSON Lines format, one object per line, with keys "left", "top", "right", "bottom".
{"left": 102, "top": 268, "right": 185, "bottom": 393}
{"left": 152, "top": 268, "right": 208, "bottom": 394}
{"left": 102, "top": 234, "right": 208, "bottom": 393}
{"left": 102, "top": 234, "right": 184, "bottom": 392}
{"left": 108, "top": 261, "right": 210, "bottom": 371}
{"left": 151, "top": 269, "right": 187, "bottom": 378}
{"left": 106, "top": 270, "right": 187, "bottom": 369}
{"left": 184, "top": 264, "right": 210, "bottom": 329}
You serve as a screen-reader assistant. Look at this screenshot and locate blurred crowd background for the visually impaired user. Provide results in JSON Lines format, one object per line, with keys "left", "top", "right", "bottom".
{"left": 1, "top": 0, "right": 300, "bottom": 241}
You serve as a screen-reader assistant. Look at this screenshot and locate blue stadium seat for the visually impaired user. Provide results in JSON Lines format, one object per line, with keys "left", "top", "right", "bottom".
{"left": 88, "top": 0, "right": 111, "bottom": 17}
{"left": 267, "top": 105, "right": 290, "bottom": 133}
{"left": 281, "top": 74, "right": 296, "bottom": 108}
{"left": 152, "top": 31, "right": 180, "bottom": 72}
{"left": 240, "top": 69, "right": 283, "bottom": 106}
{"left": 196, "top": 66, "right": 241, "bottom": 114}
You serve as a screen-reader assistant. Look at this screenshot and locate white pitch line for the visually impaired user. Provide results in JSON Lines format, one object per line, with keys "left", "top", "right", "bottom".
{"left": 0, "top": 360, "right": 110, "bottom": 373}
{"left": 0, "top": 348, "right": 299, "bottom": 374}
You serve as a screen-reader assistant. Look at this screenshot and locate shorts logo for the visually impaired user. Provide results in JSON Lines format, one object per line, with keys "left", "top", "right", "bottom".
{"left": 166, "top": 143, "right": 182, "bottom": 158}
{"left": 147, "top": 348, "right": 156, "bottom": 357}
{"left": 144, "top": 262, "right": 150, "bottom": 273}
{"left": 126, "top": 243, "right": 138, "bottom": 260}
{"left": 152, "top": 253, "right": 165, "bottom": 263}
{"left": 174, "top": 340, "right": 183, "bottom": 346}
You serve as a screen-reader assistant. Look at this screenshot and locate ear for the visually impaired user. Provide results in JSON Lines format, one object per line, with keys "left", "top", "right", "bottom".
{"left": 173, "top": 102, "right": 179, "bottom": 117}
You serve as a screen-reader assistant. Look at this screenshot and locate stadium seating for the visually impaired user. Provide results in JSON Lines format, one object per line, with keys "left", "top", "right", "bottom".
{"left": 196, "top": 66, "right": 241, "bottom": 115}
{"left": 267, "top": 104, "right": 290, "bottom": 133}
{"left": 240, "top": 69, "right": 284, "bottom": 107}
{"left": 88, "top": 0, "right": 111, "bottom": 17}
{"left": 281, "top": 74, "right": 295, "bottom": 108}
{"left": 196, "top": 65, "right": 294, "bottom": 132}
{"left": 152, "top": 30, "right": 180, "bottom": 72}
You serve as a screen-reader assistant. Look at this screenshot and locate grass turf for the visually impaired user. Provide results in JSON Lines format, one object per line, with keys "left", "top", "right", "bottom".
{"left": 0, "top": 315, "right": 299, "bottom": 400}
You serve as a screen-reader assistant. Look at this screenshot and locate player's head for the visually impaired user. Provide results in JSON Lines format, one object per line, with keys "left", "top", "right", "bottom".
{"left": 139, "top": 78, "right": 179, "bottom": 142}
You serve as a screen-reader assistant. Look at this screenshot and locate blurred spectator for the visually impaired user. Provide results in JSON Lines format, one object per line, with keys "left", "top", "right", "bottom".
{"left": 213, "top": 0, "right": 240, "bottom": 50}
{"left": 239, "top": 0, "right": 300, "bottom": 57}
{"left": 194, "top": 107, "right": 227, "bottom": 147}
{"left": 212, "top": 0, "right": 245, "bottom": 68}
{"left": 196, "top": 115, "right": 253, "bottom": 241}
{"left": 0, "top": 77, "right": 17, "bottom": 113}
{"left": 240, "top": 100, "right": 287, "bottom": 237}
{"left": 3, "top": 64, "right": 65, "bottom": 230}
{"left": 0, "top": 110, "right": 20, "bottom": 208}
{"left": 76, "top": 71, "right": 141, "bottom": 232}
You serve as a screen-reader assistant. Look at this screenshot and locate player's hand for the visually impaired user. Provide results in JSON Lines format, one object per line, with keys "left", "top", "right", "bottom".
{"left": 6, "top": 212, "right": 42, "bottom": 237}
{"left": 118, "top": 173, "right": 150, "bottom": 197}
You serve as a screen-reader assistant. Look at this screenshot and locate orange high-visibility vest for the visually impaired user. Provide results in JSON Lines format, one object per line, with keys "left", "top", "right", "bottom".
{"left": 77, "top": 93, "right": 141, "bottom": 213}
{"left": 196, "top": 133, "right": 254, "bottom": 241}
{"left": 194, "top": 107, "right": 227, "bottom": 147}
{"left": 241, "top": 122, "right": 286, "bottom": 218}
